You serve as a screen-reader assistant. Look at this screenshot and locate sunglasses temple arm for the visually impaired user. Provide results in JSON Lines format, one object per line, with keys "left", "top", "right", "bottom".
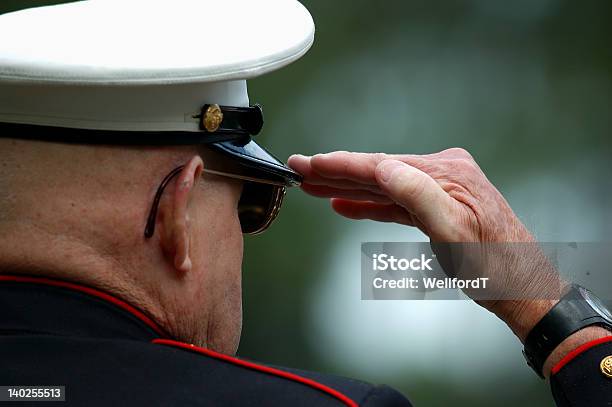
{"left": 144, "top": 165, "right": 185, "bottom": 239}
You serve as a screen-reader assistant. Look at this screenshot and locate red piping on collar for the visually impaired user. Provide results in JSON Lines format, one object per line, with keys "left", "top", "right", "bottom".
{"left": 0, "top": 274, "right": 167, "bottom": 337}
{"left": 551, "top": 335, "right": 612, "bottom": 375}
{"left": 152, "top": 338, "right": 359, "bottom": 407}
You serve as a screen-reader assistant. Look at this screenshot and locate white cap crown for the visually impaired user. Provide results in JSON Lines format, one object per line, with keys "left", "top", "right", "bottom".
{"left": 0, "top": 0, "right": 315, "bottom": 131}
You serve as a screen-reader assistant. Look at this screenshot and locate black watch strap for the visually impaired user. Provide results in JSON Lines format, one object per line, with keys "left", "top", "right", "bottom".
{"left": 523, "top": 285, "right": 612, "bottom": 378}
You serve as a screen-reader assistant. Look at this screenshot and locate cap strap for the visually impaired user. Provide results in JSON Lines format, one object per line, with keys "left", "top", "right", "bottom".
{"left": 0, "top": 122, "right": 247, "bottom": 145}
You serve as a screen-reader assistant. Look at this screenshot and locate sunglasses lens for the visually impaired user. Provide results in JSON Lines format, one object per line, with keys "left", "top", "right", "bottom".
{"left": 238, "top": 181, "right": 286, "bottom": 234}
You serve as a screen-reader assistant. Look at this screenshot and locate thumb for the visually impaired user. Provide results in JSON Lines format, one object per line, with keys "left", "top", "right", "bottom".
{"left": 375, "top": 159, "right": 458, "bottom": 239}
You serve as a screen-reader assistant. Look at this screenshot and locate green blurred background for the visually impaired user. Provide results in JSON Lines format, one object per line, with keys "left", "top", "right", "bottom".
{"left": 2, "top": 1, "right": 611, "bottom": 406}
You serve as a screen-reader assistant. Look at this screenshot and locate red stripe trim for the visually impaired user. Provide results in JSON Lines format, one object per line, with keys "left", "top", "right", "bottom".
{"left": 0, "top": 274, "right": 167, "bottom": 337}
{"left": 551, "top": 335, "right": 612, "bottom": 375}
{"left": 152, "top": 338, "right": 359, "bottom": 407}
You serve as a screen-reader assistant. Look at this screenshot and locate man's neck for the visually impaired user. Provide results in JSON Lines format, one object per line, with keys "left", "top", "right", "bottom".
{"left": 0, "top": 220, "right": 162, "bottom": 328}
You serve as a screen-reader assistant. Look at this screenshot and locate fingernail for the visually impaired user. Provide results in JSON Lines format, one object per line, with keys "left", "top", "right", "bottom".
{"left": 289, "top": 154, "right": 309, "bottom": 162}
{"left": 379, "top": 160, "right": 405, "bottom": 183}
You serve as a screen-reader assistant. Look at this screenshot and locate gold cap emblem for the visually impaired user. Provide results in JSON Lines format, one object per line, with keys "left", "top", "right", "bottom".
{"left": 203, "top": 104, "right": 223, "bottom": 132}
{"left": 601, "top": 355, "right": 612, "bottom": 378}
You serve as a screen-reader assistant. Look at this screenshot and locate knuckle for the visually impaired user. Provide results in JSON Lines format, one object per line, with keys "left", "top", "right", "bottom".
{"left": 458, "top": 158, "right": 479, "bottom": 173}
{"left": 455, "top": 148, "right": 473, "bottom": 159}
{"left": 444, "top": 149, "right": 480, "bottom": 174}
{"left": 443, "top": 147, "right": 473, "bottom": 161}
{"left": 441, "top": 158, "right": 471, "bottom": 177}
{"left": 373, "top": 152, "right": 388, "bottom": 163}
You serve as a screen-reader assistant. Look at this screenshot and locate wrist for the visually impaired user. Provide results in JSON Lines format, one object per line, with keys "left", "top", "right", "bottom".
{"left": 489, "top": 274, "right": 569, "bottom": 341}
{"left": 495, "top": 299, "right": 560, "bottom": 342}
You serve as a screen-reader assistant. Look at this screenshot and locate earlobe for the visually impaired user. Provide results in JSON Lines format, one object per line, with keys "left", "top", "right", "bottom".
{"left": 160, "top": 155, "right": 204, "bottom": 273}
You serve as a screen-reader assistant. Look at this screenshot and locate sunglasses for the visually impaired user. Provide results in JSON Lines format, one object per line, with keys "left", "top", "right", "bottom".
{"left": 144, "top": 163, "right": 286, "bottom": 239}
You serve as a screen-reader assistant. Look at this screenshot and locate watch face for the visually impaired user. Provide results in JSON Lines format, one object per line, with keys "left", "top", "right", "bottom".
{"left": 580, "top": 287, "right": 612, "bottom": 323}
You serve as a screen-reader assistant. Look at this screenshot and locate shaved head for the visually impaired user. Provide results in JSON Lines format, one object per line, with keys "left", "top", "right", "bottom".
{"left": 0, "top": 137, "right": 187, "bottom": 266}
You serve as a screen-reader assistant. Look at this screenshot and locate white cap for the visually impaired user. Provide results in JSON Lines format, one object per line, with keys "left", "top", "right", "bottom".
{"left": 0, "top": 0, "right": 314, "bottom": 132}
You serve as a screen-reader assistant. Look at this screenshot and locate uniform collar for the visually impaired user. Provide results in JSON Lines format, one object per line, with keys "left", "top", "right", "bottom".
{"left": 0, "top": 275, "right": 168, "bottom": 341}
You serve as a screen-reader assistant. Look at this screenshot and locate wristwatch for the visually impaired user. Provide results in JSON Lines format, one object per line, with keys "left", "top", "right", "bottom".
{"left": 523, "top": 284, "right": 612, "bottom": 378}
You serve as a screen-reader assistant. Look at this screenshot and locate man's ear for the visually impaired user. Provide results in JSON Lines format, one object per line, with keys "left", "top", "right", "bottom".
{"left": 159, "top": 156, "right": 204, "bottom": 273}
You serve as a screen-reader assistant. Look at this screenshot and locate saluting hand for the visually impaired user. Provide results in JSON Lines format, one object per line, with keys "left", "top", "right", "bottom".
{"left": 288, "top": 149, "right": 561, "bottom": 341}
{"left": 288, "top": 148, "right": 529, "bottom": 243}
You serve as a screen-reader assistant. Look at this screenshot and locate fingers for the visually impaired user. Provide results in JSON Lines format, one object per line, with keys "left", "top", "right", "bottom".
{"left": 288, "top": 152, "right": 426, "bottom": 190}
{"left": 288, "top": 152, "right": 385, "bottom": 185}
{"left": 375, "top": 159, "right": 459, "bottom": 238}
{"left": 330, "top": 198, "right": 423, "bottom": 229}
{"left": 290, "top": 151, "right": 472, "bottom": 241}
{"left": 308, "top": 151, "right": 385, "bottom": 184}
{"left": 288, "top": 156, "right": 382, "bottom": 191}
{"left": 289, "top": 153, "right": 378, "bottom": 190}
{"left": 301, "top": 183, "right": 394, "bottom": 204}
{"left": 288, "top": 154, "right": 335, "bottom": 184}
{"left": 288, "top": 150, "right": 472, "bottom": 188}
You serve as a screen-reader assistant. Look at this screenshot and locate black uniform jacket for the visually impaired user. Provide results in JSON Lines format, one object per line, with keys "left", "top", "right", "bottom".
{"left": 1, "top": 275, "right": 610, "bottom": 406}
{"left": 0, "top": 275, "right": 412, "bottom": 406}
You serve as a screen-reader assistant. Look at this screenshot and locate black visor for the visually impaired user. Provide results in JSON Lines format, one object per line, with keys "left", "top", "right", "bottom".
{"left": 207, "top": 137, "right": 302, "bottom": 187}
